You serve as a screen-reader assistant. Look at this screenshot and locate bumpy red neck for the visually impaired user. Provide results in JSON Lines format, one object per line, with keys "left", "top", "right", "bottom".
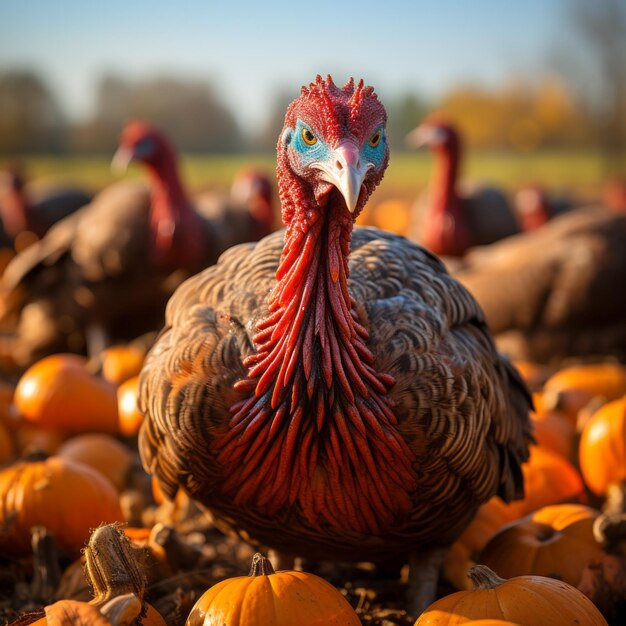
{"left": 422, "top": 143, "right": 470, "bottom": 256}
{"left": 144, "top": 154, "right": 203, "bottom": 271}
{"left": 215, "top": 180, "right": 416, "bottom": 535}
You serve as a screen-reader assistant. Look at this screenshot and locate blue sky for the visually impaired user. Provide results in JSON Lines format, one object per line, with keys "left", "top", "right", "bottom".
{"left": 1, "top": 0, "right": 569, "bottom": 130}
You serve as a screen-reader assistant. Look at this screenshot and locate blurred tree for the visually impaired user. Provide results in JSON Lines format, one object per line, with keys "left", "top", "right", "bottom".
{"left": 253, "top": 89, "right": 297, "bottom": 152}
{"left": 555, "top": 0, "right": 626, "bottom": 155}
{"left": 0, "top": 70, "right": 67, "bottom": 153}
{"left": 434, "top": 79, "right": 587, "bottom": 151}
{"left": 71, "top": 74, "right": 242, "bottom": 153}
{"left": 386, "top": 92, "right": 430, "bottom": 152}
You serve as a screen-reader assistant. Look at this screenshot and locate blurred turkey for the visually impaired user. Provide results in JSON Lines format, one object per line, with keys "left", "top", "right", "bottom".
{"left": 0, "top": 121, "right": 272, "bottom": 368}
{"left": 405, "top": 118, "right": 519, "bottom": 256}
{"left": 453, "top": 206, "right": 626, "bottom": 363}
{"left": 513, "top": 184, "right": 579, "bottom": 232}
{"left": 139, "top": 76, "right": 532, "bottom": 616}
{"left": 0, "top": 165, "right": 91, "bottom": 254}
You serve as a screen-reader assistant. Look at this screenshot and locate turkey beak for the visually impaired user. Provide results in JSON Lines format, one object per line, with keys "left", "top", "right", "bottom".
{"left": 405, "top": 125, "right": 445, "bottom": 150}
{"left": 317, "top": 141, "right": 371, "bottom": 213}
{"left": 111, "top": 146, "right": 134, "bottom": 175}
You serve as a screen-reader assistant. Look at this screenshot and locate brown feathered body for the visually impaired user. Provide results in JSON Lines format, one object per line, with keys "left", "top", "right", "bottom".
{"left": 454, "top": 207, "right": 626, "bottom": 363}
{"left": 139, "top": 77, "right": 531, "bottom": 565}
{"left": 140, "top": 228, "right": 530, "bottom": 560}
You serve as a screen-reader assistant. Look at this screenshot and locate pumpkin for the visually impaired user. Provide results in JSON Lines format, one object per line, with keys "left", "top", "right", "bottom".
{"left": 512, "top": 360, "right": 549, "bottom": 392}
{"left": 414, "top": 565, "right": 607, "bottom": 625}
{"left": 501, "top": 446, "right": 585, "bottom": 520}
{"left": 117, "top": 376, "right": 144, "bottom": 437}
{"left": 371, "top": 199, "right": 411, "bottom": 235}
{"left": 14, "top": 354, "right": 119, "bottom": 435}
{"left": 14, "top": 424, "right": 66, "bottom": 455}
{"left": 531, "top": 409, "right": 576, "bottom": 460}
{"left": 479, "top": 504, "right": 603, "bottom": 587}
{"left": 27, "top": 594, "right": 167, "bottom": 626}
{"left": 579, "top": 395, "right": 626, "bottom": 496}
{"left": 462, "top": 622, "right": 523, "bottom": 626}
{"left": 57, "top": 433, "right": 135, "bottom": 492}
{"left": 0, "top": 455, "right": 123, "bottom": 557}
{"left": 444, "top": 498, "right": 515, "bottom": 590}
{"left": 0, "top": 419, "right": 15, "bottom": 466}
{"left": 100, "top": 345, "right": 146, "bottom": 385}
{"left": 542, "top": 363, "right": 626, "bottom": 424}
{"left": 0, "top": 380, "right": 16, "bottom": 430}
{"left": 186, "top": 553, "right": 361, "bottom": 626}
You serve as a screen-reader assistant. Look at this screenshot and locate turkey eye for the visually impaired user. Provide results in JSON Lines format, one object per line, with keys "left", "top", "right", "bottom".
{"left": 369, "top": 130, "right": 381, "bottom": 148}
{"left": 301, "top": 128, "right": 317, "bottom": 145}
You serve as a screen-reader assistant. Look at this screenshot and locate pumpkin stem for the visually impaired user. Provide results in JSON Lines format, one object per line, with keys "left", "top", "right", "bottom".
{"left": 249, "top": 553, "right": 276, "bottom": 577}
{"left": 468, "top": 565, "right": 507, "bottom": 590}
{"left": 30, "top": 526, "right": 62, "bottom": 604}
{"left": 84, "top": 524, "right": 147, "bottom": 607}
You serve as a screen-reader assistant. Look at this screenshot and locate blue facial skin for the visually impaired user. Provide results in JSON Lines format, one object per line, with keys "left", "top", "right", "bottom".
{"left": 284, "top": 119, "right": 386, "bottom": 170}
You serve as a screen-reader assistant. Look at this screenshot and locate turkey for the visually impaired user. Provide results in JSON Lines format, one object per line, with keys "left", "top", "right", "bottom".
{"left": 139, "top": 76, "right": 532, "bottom": 616}
{"left": 0, "top": 121, "right": 271, "bottom": 367}
{"left": 453, "top": 206, "right": 626, "bottom": 364}
{"left": 0, "top": 166, "right": 91, "bottom": 253}
{"left": 406, "top": 118, "right": 519, "bottom": 256}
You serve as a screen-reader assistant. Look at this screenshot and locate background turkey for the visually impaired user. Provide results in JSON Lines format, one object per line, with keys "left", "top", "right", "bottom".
{"left": 453, "top": 206, "right": 626, "bottom": 364}
{"left": 0, "top": 122, "right": 273, "bottom": 368}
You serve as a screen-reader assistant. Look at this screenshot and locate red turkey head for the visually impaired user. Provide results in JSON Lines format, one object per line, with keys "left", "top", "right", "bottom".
{"left": 277, "top": 75, "right": 389, "bottom": 222}
{"left": 111, "top": 120, "right": 176, "bottom": 173}
{"left": 405, "top": 117, "right": 461, "bottom": 156}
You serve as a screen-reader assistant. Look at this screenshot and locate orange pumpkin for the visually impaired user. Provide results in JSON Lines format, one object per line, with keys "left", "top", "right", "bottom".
{"left": 117, "top": 376, "right": 144, "bottom": 437}
{"left": 501, "top": 446, "right": 585, "bottom": 520}
{"left": 186, "top": 553, "right": 361, "bottom": 626}
{"left": 579, "top": 395, "right": 626, "bottom": 496}
{"left": 414, "top": 565, "right": 607, "bottom": 625}
{"left": 14, "top": 354, "right": 119, "bottom": 435}
{"left": 0, "top": 380, "right": 16, "bottom": 430}
{"left": 444, "top": 498, "right": 515, "bottom": 590}
{"left": 542, "top": 363, "right": 626, "bottom": 423}
{"left": 531, "top": 409, "right": 576, "bottom": 460}
{"left": 57, "top": 433, "right": 135, "bottom": 492}
{"left": 28, "top": 596, "right": 167, "bottom": 626}
{"left": 0, "top": 419, "right": 15, "bottom": 466}
{"left": 512, "top": 360, "right": 549, "bottom": 392}
{"left": 479, "top": 504, "right": 603, "bottom": 587}
{"left": 100, "top": 345, "right": 146, "bottom": 385}
{"left": 0, "top": 455, "right": 124, "bottom": 557}
{"left": 463, "top": 622, "right": 523, "bottom": 626}
{"left": 14, "top": 424, "right": 66, "bottom": 456}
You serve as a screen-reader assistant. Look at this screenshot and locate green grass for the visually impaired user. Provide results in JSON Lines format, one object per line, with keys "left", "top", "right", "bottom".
{"left": 5, "top": 150, "right": 624, "bottom": 203}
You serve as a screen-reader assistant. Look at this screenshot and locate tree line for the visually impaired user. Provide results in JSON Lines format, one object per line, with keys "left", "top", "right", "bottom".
{"left": 1, "top": 0, "right": 623, "bottom": 156}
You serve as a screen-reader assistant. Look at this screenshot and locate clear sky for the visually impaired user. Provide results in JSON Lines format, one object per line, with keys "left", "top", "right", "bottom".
{"left": 1, "top": 0, "right": 570, "bottom": 131}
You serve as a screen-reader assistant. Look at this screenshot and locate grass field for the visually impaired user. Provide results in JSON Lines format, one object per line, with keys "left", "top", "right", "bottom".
{"left": 7, "top": 150, "right": 625, "bottom": 205}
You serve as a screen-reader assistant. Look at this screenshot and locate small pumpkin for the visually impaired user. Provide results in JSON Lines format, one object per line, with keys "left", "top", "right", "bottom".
{"left": 186, "top": 552, "right": 361, "bottom": 626}
{"left": 479, "top": 504, "right": 603, "bottom": 587}
{"left": 512, "top": 360, "right": 549, "bottom": 392}
{"left": 542, "top": 363, "right": 626, "bottom": 423}
{"left": 0, "top": 418, "right": 15, "bottom": 466}
{"left": 117, "top": 376, "right": 144, "bottom": 437}
{"left": 444, "top": 497, "right": 515, "bottom": 590}
{"left": 579, "top": 395, "right": 626, "bottom": 496}
{"left": 14, "top": 354, "right": 119, "bottom": 435}
{"left": 501, "top": 446, "right": 585, "bottom": 520}
{"left": 57, "top": 433, "right": 135, "bottom": 492}
{"left": 0, "top": 455, "right": 124, "bottom": 557}
{"left": 531, "top": 408, "right": 576, "bottom": 460}
{"left": 100, "top": 345, "right": 146, "bottom": 385}
{"left": 414, "top": 565, "right": 607, "bottom": 625}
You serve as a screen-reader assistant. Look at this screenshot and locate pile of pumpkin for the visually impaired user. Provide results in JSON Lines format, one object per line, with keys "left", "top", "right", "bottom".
{"left": 0, "top": 351, "right": 626, "bottom": 625}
